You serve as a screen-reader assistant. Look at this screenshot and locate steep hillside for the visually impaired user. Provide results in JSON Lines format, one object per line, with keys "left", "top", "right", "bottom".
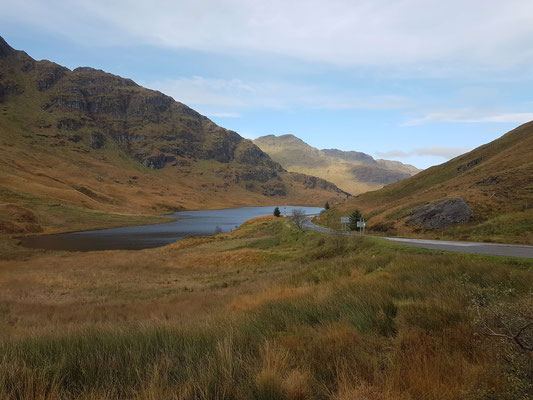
{"left": 321, "top": 122, "right": 533, "bottom": 244}
{"left": 0, "top": 37, "right": 349, "bottom": 234}
{"left": 254, "top": 134, "right": 420, "bottom": 195}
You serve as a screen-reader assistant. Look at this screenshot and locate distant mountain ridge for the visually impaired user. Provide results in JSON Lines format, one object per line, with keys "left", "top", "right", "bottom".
{"left": 254, "top": 134, "right": 420, "bottom": 195}
{"left": 0, "top": 36, "right": 349, "bottom": 234}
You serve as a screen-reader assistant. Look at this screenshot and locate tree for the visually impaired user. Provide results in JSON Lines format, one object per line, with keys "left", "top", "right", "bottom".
{"left": 290, "top": 208, "right": 306, "bottom": 230}
{"left": 324, "top": 201, "right": 330, "bottom": 210}
{"left": 273, "top": 207, "right": 281, "bottom": 217}
{"left": 348, "top": 209, "right": 362, "bottom": 231}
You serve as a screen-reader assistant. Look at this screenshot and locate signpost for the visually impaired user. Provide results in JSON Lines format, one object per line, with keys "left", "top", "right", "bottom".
{"left": 356, "top": 219, "right": 366, "bottom": 235}
{"left": 340, "top": 217, "right": 350, "bottom": 230}
{"left": 341, "top": 217, "right": 365, "bottom": 234}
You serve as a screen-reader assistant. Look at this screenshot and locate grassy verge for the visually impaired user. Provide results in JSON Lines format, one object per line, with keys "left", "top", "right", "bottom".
{"left": 0, "top": 216, "right": 532, "bottom": 399}
{"left": 317, "top": 207, "right": 533, "bottom": 245}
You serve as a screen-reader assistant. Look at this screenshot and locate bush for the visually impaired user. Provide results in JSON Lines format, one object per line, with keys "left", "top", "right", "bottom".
{"left": 290, "top": 209, "right": 306, "bottom": 230}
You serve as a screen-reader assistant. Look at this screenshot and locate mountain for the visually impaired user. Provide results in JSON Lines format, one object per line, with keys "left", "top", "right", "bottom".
{"left": 0, "top": 37, "right": 349, "bottom": 234}
{"left": 253, "top": 134, "right": 420, "bottom": 195}
{"left": 321, "top": 122, "right": 533, "bottom": 244}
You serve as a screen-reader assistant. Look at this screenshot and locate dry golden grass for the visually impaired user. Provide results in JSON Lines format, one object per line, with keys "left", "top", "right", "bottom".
{"left": 0, "top": 217, "right": 531, "bottom": 399}
{"left": 0, "top": 141, "right": 343, "bottom": 235}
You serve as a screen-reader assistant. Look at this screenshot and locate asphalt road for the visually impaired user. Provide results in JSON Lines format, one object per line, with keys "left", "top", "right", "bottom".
{"left": 303, "top": 217, "right": 533, "bottom": 259}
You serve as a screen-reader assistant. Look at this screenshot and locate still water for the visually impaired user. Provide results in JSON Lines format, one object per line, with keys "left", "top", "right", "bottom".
{"left": 20, "top": 206, "right": 322, "bottom": 252}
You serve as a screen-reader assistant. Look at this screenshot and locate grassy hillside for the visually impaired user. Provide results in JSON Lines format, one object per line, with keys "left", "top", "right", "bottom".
{"left": 254, "top": 134, "right": 419, "bottom": 195}
{"left": 320, "top": 122, "right": 533, "bottom": 244}
{"left": 0, "top": 37, "right": 348, "bottom": 234}
{"left": 1, "top": 216, "right": 531, "bottom": 399}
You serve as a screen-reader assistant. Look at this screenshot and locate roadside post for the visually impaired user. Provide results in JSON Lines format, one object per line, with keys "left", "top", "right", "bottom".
{"left": 357, "top": 219, "right": 366, "bottom": 235}
{"left": 340, "top": 217, "right": 349, "bottom": 231}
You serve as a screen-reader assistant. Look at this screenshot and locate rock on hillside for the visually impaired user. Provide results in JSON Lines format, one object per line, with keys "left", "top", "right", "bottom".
{"left": 408, "top": 198, "right": 473, "bottom": 229}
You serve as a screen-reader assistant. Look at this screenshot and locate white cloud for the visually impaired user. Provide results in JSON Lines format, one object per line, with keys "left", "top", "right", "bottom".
{"left": 376, "top": 146, "right": 472, "bottom": 160}
{"left": 3, "top": 0, "right": 533, "bottom": 72}
{"left": 404, "top": 110, "right": 533, "bottom": 126}
{"left": 206, "top": 112, "right": 241, "bottom": 118}
{"left": 143, "top": 76, "right": 411, "bottom": 111}
{"left": 143, "top": 77, "right": 248, "bottom": 107}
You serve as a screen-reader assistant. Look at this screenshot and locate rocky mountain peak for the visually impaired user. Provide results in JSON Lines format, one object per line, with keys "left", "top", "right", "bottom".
{"left": 0, "top": 36, "right": 349, "bottom": 209}
{"left": 255, "top": 134, "right": 310, "bottom": 148}
{"left": 0, "top": 36, "right": 15, "bottom": 58}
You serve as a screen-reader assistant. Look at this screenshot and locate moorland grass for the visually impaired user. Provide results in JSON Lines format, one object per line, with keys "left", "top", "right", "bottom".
{"left": 0, "top": 217, "right": 531, "bottom": 399}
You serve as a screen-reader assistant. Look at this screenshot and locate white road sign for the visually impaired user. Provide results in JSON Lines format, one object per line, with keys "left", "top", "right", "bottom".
{"left": 357, "top": 221, "right": 366, "bottom": 228}
{"left": 340, "top": 217, "right": 350, "bottom": 223}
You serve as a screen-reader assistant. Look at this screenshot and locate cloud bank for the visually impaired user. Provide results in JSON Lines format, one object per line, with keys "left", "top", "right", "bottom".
{"left": 376, "top": 146, "right": 472, "bottom": 160}
{"left": 3, "top": 0, "right": 533, "bottom": 73}
{"left": 144, "top": 76, "right": 412, "bottom": 111}
{"left": 404, "top": 110, "right": 533, "bottom": 126}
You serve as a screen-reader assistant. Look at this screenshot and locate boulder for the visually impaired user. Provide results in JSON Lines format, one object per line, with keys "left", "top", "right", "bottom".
{"left": 408, "top": 198, "right": 473, "bottom": 229}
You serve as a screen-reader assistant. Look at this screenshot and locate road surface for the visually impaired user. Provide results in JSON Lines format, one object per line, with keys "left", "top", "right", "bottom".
{"left": 303, "top": 217, "right": 533, "bottom": 259}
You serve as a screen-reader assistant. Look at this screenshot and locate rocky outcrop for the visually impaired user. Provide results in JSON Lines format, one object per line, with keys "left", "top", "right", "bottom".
{"left": 408, "top": 198, "right": 473, "bottom": 229}
{"left": 240, "top": 167, "right": 279, "bottom": 182}
{"left": 350, "top": 165, "right": 411, "bottom": 185}
{"left": 36, "top": 62, "right": 69, "bottom": 91}
{"left": 322, "top": 148, "right": 376, "bottom": 164}
{"left": 457, "top": 157, "right": 483, "bottom": 173}
{"left": 0, "top": 36, "right": 15, "bottom": 58}
{"left": 0, "top": 80, "right": 23, "bottom": 101}
{"left": 234, "top": 140, "right": 282, "bottom": 170}
{"left": 291, "top": 173, "right": 351, "bottom": 196}
{"left": 261, "top": 182, "right": 287, "bottom": 196}
{"left": 48, "top": 69, "right": 171, "bottom": 119}
{"left": 142, "top": 155, "right": 176, "bottom": 169}
{"left": 476, "top": 176, "right": 499, "bottom": 186}
{"left": 90, "top": 133, "right": 106, "bottom": 149}
{"left": 57, "top": 118, "right": 85, "bottom": 130}
{"left": 111, "top": 134, "right": 148, "bottom": 144}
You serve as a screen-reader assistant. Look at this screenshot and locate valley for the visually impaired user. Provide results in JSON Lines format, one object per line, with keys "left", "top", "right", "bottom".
{"left": 254, "top": 134, "right": 419, "bottom": 195}
{"left": 1, "top": 21, "right": 532, "bottom": 400}
{"left": 0, "top": 37, "right": 348, "bottom": 236}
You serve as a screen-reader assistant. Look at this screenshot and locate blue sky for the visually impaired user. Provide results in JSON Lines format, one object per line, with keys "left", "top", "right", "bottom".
{"left": 2, "top": 0, "right": 533, "bottom": 169}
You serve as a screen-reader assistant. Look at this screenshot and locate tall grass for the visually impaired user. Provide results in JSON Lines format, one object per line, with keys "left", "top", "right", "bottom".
{"left": 1, "top": 218, "right": 531, "bottom": 399}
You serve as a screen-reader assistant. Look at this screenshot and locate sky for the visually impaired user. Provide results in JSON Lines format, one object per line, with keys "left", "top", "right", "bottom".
{"left": 2, "top": 0, "right": 533, "bottom": 169}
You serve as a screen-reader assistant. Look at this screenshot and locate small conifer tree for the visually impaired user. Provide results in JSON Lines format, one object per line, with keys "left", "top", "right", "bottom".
{"left": 273, "top": 207, "right": 281, "bottom": 217}
{"left": 348, "top": 210, "right": 362, "bottom": 231}
{"left": 324, "top": 201, "right": 330, "bottom": 210}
